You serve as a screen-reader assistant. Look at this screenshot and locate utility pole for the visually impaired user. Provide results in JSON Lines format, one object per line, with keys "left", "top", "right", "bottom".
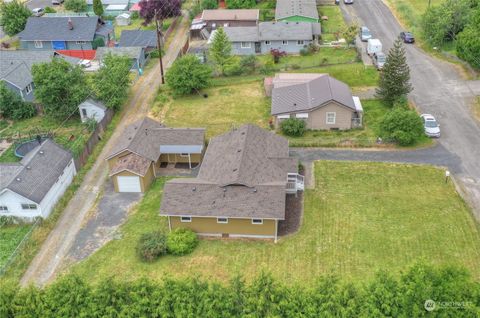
{"left": 154, "top": 9, "right": 165, "bottom": 84}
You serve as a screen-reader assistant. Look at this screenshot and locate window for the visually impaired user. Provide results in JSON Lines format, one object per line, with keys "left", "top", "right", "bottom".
{"left": 180, "top": 216, "right": 192, "bottom": 222}
{"left": 295, "top": 113, "right": 309, "bottom": 119}
{"left": 81, "top": 108, "right": 87, "bottom": 117}
{"left": 223, "top": 23, "right": 229, "bottom": 27}
{"left": 265, "top": 40, "right": 271, "bottom": 45}
{"left": 326, "top": 112, "right": 336, "bottom": 124}
{"left": 297, "top": 40, "right": 305, "bottom": 45}
{"left": 252, "top": 219, "right": 263, "bottom": 225}
{"left": 0, "top": 206, "right": 8, "bottom": 211}
{"left": 211, "top": 23, "right": 216, "bottom": 29}
{"left": 34, "top": 40, "right": 43, "bottom": 48}
{"left": 21, "top": 204, "right": 37, "bottom": 210}
{"left": 282, "top": 40, "right": 288, "bottom": 45}
{"left": 241, "top": 42, "right": 251, "bottom": 48}
{"left": 25, "top": 83, "right": 33, "bottom": 94}
{"left": 76, "top": 41, "right": 86, "bottom": 45}
{"left": 180, "top": 153, "right": 189, "bottom": 157}
{"left": 217, "top": 217, "right": 228, "bottom": 224}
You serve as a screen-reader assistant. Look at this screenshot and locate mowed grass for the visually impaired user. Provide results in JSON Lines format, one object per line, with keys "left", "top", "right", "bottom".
{"left": 156, "top": 81, "right": 271, "bottom": 138}
{"left": 70, "top": 162, "right": 480, "bottom": 285}
{"left": 0, "top": 225, "right": 32, "bottom": 269}
{"left": 318, "top": 5, "right": 347, "bottom": 37}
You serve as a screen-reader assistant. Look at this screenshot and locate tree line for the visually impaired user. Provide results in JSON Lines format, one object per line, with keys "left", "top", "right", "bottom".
{"left": 1, "top": 263, "right": 479, "bottom": 317}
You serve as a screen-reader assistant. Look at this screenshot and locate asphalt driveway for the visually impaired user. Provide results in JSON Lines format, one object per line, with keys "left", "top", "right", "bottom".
{"left": 339, "top": 1, "right": 480, "bottom": 219}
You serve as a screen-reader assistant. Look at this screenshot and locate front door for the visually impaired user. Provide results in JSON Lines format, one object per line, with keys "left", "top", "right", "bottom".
{"left": 255, "top": 42, "right": 261, "bottom": 54}
{"left": 52, "top": 41, "right": 66, "bottom": 50}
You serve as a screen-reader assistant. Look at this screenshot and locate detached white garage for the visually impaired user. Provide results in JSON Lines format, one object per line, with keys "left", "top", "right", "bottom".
{"left": 117, "top": 175, "right": 141, "bottom": 193}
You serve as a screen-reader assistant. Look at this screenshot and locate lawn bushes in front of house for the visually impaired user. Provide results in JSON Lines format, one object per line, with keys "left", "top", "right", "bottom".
{"left": 136, "top": 231, "right": 167, "bottom": 262}
{"left": 1, "top": 263, "right": 479, "bottom": 317}
{"left": 166, "top": 228, "right": 198, "bottom": 256}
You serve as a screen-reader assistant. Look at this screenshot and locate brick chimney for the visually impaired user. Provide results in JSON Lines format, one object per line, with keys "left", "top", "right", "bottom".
{"left": 68, "top": 18, "right": 74, "bottom": 30}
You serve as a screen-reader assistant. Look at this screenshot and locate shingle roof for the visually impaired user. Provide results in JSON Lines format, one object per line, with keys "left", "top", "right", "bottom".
{"left": 0, "top": 139, "right": 73, "bottom": 203}
{"left": 18, "top": 17, "right": 100, "bottom": 41}
{"left": 221, "top": 21, "right": 320, "bottom": 42}
{"left": 201, "top": 9, "right": 259, "bottom": 21}
{"left": 160, "top": 124, "right": 298, "bottom": 219}
{"left": 86, "top": 0, "right": 128, "bottom": 4}
{"left": 0, "top": 50, "right": 79, "bottom": 90}
{"left": 107, "top": 117, "right": 205, "bottom": 162}
{"left": 109, "top": 153, "right": 152, "bottom": 177}
{"left": 95, "top": 46, "right": 144, "bottom": 61}
{"left": 271, "top": 73, "right": 356, "bottom": 115}
{"left": 275, "top": 0, "right": 319, "bottom": 21}
{"left": 118, "top": 30, "right": 157, "bottom": 48}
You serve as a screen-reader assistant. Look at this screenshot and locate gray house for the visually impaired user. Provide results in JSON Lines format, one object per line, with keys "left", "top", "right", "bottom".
{"left": 17, "top": 16, "right": 114, "bottom": 51}
{"left": 210, "top": 21, "right": 321, "bottom": 55}
{"left": 0, "top": 50, "right": 79, "bottom": 101}
{"left": 275, "top": 0, "right": 319, "bottom": 23}
{"left": 95, "top": 46, "right": 146, "bottom": 73}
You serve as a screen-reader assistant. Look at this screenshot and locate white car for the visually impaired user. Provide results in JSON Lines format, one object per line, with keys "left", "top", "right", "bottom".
{"left": 420, "top": 114, "right": 441, "bottom": 138}
{"left": 32, "top": 8, "right": 44, "bottom": 17}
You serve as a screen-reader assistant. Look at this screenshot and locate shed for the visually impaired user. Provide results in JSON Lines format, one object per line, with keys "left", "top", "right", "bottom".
{"left": 115, "top": 13, "right": 131, "bottom": 26}
{"left": 79, "top": 98, "right": 107, "bottom": 123}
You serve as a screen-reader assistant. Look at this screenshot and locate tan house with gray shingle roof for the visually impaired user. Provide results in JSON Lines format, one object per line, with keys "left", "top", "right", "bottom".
{"left": 267, "top": 73, "right": 363, "bottom": 130}
{"left": 106, "top": 117, "right": 205, "bottom": 193}
{"left": 160, "top": 124, "right": 304, "bottom": 241}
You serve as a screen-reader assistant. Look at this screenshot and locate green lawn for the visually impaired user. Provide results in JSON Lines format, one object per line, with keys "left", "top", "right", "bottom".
{"left": 0, "top": 116, "right": 89, "bottom": 162}
{"left": 318, "top": 5, "right": 347, "bottom": 41}
{"left": 114, "top": 17, "right": 173, "bottom": 39}
{"left": 257, "top": 47, "right": 358, "bottom": 70}
{"left": 0, "top": 225, "right": 32, "bottom": 269}
{"left": 69, "top": 162, "right": 480, "bottom": 285}
{"left": 157, "top": 81, "right": 271, "bottom": 138}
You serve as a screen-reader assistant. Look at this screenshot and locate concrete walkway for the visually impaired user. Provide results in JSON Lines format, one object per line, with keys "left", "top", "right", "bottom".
{"left": 20, "top": 13, "right": 191, "bottom": 287}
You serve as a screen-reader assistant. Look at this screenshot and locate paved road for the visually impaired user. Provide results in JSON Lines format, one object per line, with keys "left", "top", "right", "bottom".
{"left": 20, "top": 13, "right": 190, "bottom": 287}
{"left": 25, "top": 0, "right": 54, "bottom": 10}
{"left": 340, "top": 1, "right": 480, "bottom": 219}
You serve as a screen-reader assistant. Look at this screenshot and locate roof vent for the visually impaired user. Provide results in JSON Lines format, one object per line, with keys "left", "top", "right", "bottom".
{"left": 241, "top": 132, "right": 245, "bottom": 135}
{"left": 16, "top": 177, "right": 21, "bottom": 182}
{"left": 293, "top": 103, "right": 297, "bottom": 106}
{"left": 223, "top": 188, "right": 227, "bottom": 192}
{"left": 144, "top": 129, "right": 148, "bottom": 136}
{"left": 68, "top": 18, "right": 74, "bottom": 30}
{"left": 237, "top": 149, "right": 241, "bottom": 153}
{"left": 192, "top": 187, "right": 196, "bottom": 192}
{"left": 39, "top": 150, "right": 44, "bottom": 155}
{"left": 128, "top": 137, "right": 132, "bottom": 140}
{"left": 26, "top": 166, "right": 31, "bottom": 170}
{"left": 253, "top": 188, "right": 257, "bottom": 193}
{"left": 233, "top": 168, "right": 238, "bottom": 172}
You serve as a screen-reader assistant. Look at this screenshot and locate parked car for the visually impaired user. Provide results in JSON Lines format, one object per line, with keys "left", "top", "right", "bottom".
{"left": 32, "top": 8, "right": 44, "bottom": 17}
{"left": 78, "top": 60, "right": 92, "bottom": 68}
{"left": 344, "top": 0, "right": 354, "bottom": 4}
{"left": 367, "top": 38, "right": 382, "bottom": 56}
{"left": 373, "top": 52, "right": 386, "bottom": 70}
{"left": 360, "top": 26, "right": 372, "bottom": 42}
{"left": 335, "top": 0, "right": 340, "bottom": 4}
{"left": 52, "top": 0, "right": 64, "bottom": 4}
{"left": 420, "top": 114, "right": 441, "bottom": 138}
{"left": 400, "top": 31, "right": 415, "bottom": 43}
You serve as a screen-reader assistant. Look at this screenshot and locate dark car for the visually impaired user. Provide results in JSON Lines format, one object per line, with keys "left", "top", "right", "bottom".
{"left": 400, "top": 31, "right": 415, "bottom": 43}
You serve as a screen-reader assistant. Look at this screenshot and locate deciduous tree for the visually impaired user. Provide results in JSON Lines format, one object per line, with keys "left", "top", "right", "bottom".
{"left": 32, "top": 59, "right": 88, "bottom": 119}
{"left": 64, "top": 0, "right": 87, "bottom": 12}
{"left": 93, "top": 0, "right": 104, "bottom": 17}
{"left": 0, "top": 0, "right": 31, "bottom": 36}
{"left": 138, "top": 0, "right": 181, "bottom": 25}
{"left": 165, "top": 54, "right": 212, "bottom": 95}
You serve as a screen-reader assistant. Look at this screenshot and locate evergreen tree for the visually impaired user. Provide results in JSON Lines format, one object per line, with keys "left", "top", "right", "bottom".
{"left": 376, "top": 38, "right": 413, "bottom": 106}
{"left": 93, "top": 0, "right": 104, "bottom": 17}
{"left": 209, "top": 27, "right": 232, "bottom": 75}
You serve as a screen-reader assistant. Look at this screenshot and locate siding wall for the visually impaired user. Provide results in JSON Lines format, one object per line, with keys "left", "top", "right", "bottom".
{"left": 277, "top": 16, "right": 318, "bottom": 23}
{"left": 0, "top": 190, "right": 42, "bottom": 219}
{"left": 170, "top": 216, "right": 277, "bottom": 237}
{"left": 275, "top": 101, "right": 356, "bottom": 130}
{"left": 231, "top": 40, "right": 313, "bottom": 55}
{"left": 1, "top": 80, "right": 34, "bottom": 102}
{"left": 21, "top": 40, "right": 94, "bottom": 50}
{"left": 112, "top": 163, "right": 154, "bottom": 193}
{"left": 79, "top": 104, "right": 106, "bottom": 123}
{"left": 206, "top": 20, "right": 258, "bottom": 31}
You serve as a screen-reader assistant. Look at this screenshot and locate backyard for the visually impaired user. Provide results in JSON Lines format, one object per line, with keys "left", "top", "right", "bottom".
{"left": 69, "top": 162, "right": 480, "bottom": 285}
{"left": 0, "top": 224, "right": 33, "bottom": 270}
{"left": 318, "top": 5, "right": 347, "bottom": 42}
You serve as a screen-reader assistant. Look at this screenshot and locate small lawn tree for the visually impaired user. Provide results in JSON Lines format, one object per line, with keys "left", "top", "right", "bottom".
{"left": 270, "top": 49, "right": 287, "bottom": 64}
{"left": 139, "top": 0, "right": 181, "bottom": 25}
{"left": 92, "top": 54, "right": 132, "bottom": 110}
{"left": 209, "top": 28, "right": 232, "bottom": 75}
{"left": 64, "top": 0, "right": 87, "bottom": 12}
{"left": 32, "top": 59, "right": 88, "bottom": 120}
{"left": 380, "top": 108, "right": 424, "bottom": 146}
{"left": 342, "top": 24, "right": 358, "bottom": 47}
{"left": 0, "top": 0, "right": 31, "bottom": 36}
{"left": 375, "top": 38, "right": 413, "bottom": 106}
{"left": 165, "top": 54, "right": 212, "bottom": 95}
{"left": 93, "top": 0, "right": 104, "bottom": 17}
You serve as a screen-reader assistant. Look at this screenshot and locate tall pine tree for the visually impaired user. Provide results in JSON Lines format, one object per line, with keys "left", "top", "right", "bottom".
{"left": 93, "top": 0, "right": 103, "bottom": 17}
{"left": 375, "top": 38, "right": 413, "bottom": 106}
{"left": 209, "top": 27, "right": 232, "bottom": 75}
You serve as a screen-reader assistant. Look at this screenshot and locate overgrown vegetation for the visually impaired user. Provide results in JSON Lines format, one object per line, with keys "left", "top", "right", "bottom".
{"left": 280, "top": 118, "right": 306, "bottom": 137}
{"left": 64, "top": 0, "right": 88, "bottom": 12}
{"left": 2, "top": 264, "right": 480, "bottom": 317}
{"left": 165, "top": 54, "right": 212, "bottom": 96}
{"left": 166, "top": 228, "right": 198, "bottom": 256}
{"left": 380, "top": 107, "right": 424, "bottom": 146}
{"left": 0, "top": 0, "right": 31, "bottom": 36}
{"left": 0, "top": 82, "right": 36, "bottom": 120}
{"left": 136, "top": 231, "right": 167, "bottom": 262}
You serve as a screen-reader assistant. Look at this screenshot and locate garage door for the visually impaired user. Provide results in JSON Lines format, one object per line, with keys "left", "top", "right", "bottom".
{"left": 117, "top": 176, "right": 141, "bottom": 192}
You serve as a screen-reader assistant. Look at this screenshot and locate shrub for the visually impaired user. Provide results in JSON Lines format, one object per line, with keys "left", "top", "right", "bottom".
{"left": 270, "top": 48, "right": 287, "bottom": 64}
{"left": 11, "top": 102, "right": 36, "bottom": 120}
{"left": 299, "top": 48, "right": 309, "bottom": 56}
{"left": 165, "top": 54, "right": 212, "bottom": 95}
{"left": 201, "top": 0, "right": 218, "bottom": 9}
{"left": 167, "top": 228, "right": 198, "bottom": 256}
{"left": 239, "top": 55, "right": 257, "bottom": 74}
{"left": 92, "top": 37, "right": 105, "bottom": 49}
{"left": 64, "top": 0, "right": 87, "bottom": 12}
{"left": 380, "top": 108, "right": 424, "bottom": 146}
{"left": 44, "top": 6, "right": 56, "bottom": 13}
{"left": 224, "top": 61, "right": 243, "bottom": 76}
{"left": 259, "top": 60, "right": 275, "bottom": 75}
{"left": 290, "top": 64, "right": 301, "bottom": 70}
{"left": 136, "top": 231, "right": 167, "bottom": 262}
{"left": 280, "top": 118, "right": 306, "bottom": 137}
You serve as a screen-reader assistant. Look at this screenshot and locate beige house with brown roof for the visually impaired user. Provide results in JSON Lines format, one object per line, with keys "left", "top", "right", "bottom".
{"left": 267, "top": 73, "right": 363, "bottom": 130}
{"left": 106, "top": 117, "right": 205, "bottom": 193}
{"left": 160, "top": 124, "right": 304, "bottom": 241}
